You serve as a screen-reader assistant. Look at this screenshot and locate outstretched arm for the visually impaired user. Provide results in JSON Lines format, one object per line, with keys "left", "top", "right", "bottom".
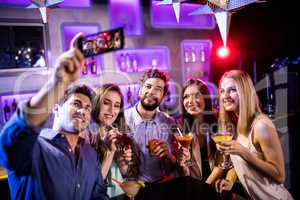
{"left": 27, "top": 34, "right": 85, "bottom": 126}
{"left": 0, "top": 33, "right": 85, "bottom": 172}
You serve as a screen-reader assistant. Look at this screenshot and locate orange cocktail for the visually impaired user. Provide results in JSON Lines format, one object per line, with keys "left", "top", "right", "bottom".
{"left": 147, "top": 139, "right": 160, "bottom": 156}
{"left": 175, "top": 134, "right": 193, "bottom": 148}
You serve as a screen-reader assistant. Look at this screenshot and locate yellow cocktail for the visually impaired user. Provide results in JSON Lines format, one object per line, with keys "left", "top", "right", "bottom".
{"left": 211, "top": 134, "right": 233, "bottom": 143}
{"left": 0, "top": 166, "right": 7, "bottom": 180}
{"left": 112, "top": 178, "right": 145, "bottom": 200}
{"left": 120, "top": 181, "right": 141, "bottom": 199}
{"left": 211, "top": 132, "right": 233, "bottom": 170}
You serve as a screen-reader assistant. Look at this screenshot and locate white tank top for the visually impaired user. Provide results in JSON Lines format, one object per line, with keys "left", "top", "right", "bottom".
{"left": 230, "top": 116, "right": 293, "bottom": 200}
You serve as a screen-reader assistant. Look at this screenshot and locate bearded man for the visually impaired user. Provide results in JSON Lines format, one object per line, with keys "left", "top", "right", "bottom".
{"left": 124, "top": 69, "right": 177, "bottom": 184}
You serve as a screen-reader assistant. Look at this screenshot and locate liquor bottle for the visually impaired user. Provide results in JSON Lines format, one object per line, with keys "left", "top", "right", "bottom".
{"left": 151, "top": 57, "right": 158, "bottom": 68}
{"left": 132, "top": 54, "right": 138, "bottom": 72}
{"left": 119, "top": 53, "right": 126, "bottom": 72}
{"left": 3, "top": 100, "right": 11, "bottom": 122}
{"left": 127, "top": 87, "right": 133, "bottom": 106}
{"left": 81, "top": 62, "right": 88, "bottom": 75}
{"left": 11, "top": 98, "right": 17, "bottom": 112}
{"left": 90, "top": 57, "right": 97, "bottom": 75}
{"left": 132, "top": 86, "right": 137, "bottom": 104}
{"left": 184, "top": 47, "right": 190, "bottom": 63}
{"left": 125, "top": 53, "right": 132, "bottom": 72}
{"left": 199, "top": 45, "right": 206, "bottom": 62}
{"left": 191, "top": 47, "right": 196, "bottom": 63}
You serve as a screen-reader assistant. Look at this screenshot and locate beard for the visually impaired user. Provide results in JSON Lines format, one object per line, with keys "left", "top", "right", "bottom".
{"left": 140, "top": 95, "right": 161, "bottom": 111}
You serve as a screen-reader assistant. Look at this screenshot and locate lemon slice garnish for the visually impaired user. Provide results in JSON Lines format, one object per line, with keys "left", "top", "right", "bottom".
{"left": 138, "top": 181, "right": 145, "bottom": 188}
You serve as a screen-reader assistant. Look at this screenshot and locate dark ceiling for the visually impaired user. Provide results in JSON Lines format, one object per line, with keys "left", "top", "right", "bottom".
{"left": 94, "top": 0, "right": 298, "bottom": 77}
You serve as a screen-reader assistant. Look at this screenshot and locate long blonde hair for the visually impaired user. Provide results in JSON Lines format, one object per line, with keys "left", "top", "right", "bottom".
{"left": 219, "top": 70, "right": 262, "bottom": 135}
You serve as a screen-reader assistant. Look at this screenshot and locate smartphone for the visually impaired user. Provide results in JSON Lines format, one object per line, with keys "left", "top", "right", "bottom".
{"left": 78, "top": 27, "right": 124, "bottom": 58}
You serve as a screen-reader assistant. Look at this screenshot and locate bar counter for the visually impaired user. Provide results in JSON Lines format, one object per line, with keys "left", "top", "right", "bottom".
{"left": 111, "top": 176, "right": 237, "bottom": 200}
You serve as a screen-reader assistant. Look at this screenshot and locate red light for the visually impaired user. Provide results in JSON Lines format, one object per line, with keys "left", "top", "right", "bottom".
{"left": 217, "top": 46, "right": 230, "bottom": 59}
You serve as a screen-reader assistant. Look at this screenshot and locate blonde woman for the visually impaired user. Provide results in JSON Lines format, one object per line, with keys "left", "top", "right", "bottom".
{"left": 215, "top": 70, "right": 293, "bottom": 199}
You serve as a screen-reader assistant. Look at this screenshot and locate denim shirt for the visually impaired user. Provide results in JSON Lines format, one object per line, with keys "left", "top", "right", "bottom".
{"left": 124, "top": 105, "right": 175, "bottom": 183}
{"left": 0, "top": 102, "right": 109, "bottom": 200}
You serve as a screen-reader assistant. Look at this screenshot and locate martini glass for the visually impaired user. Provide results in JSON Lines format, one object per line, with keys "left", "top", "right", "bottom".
{"left": 112, "top": 178, "right": 143, "bottom": 200}
{"left": 0, "top": 166, "right": 7, "bottom": 180}
{"left": 211, "top": 131, "right": 233, "bottom": 170}
{"left": 174, "top": 133, "right": 193, "bottom": 148}
{"left": 174, "top": 128, "right": 194, "bottom": 166}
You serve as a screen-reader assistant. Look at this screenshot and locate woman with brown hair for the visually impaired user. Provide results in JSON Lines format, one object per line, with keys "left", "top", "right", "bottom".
{"left": 85, "top": 83, "right": 140, "bottom": 197}
{"left": 175, "top": 78, "right": 220, "bottom": 183}
{"left": 215, "top": 70, "right": 293, "bottom": 199}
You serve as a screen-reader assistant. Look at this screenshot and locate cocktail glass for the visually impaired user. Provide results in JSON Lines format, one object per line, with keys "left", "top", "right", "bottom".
{"left": 0, "top": 166, "right": 7, "bottom": 180}
{"left": 174, "top": 133, "right": 193, "bottom": 148}
{"left": 147, "top": 139, "right": 160, "bottom": 156}
{"left": 105, "top": 125, "right": 133, "bottom": 165}
{"left": 112, "top": 178, "right": 144, "bottom": 200}
{"left": 211, "top": 132, "right": 233, "bottom": 170}
{"left": 174, "top": 132, "right": 194, "bottom": 166}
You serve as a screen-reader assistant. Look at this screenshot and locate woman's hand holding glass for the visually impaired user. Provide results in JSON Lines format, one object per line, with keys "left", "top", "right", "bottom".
{"left": 105, "top": 127, "right": 133, "bottom": 164}
{"left": 216, "top": 140, "right": 248, "bottom": 160}
{"left": 118, "top": 145, "right": 133, "bottom": 166}
{"left": 176, "top": 146, "right": 191, "bottom": 167}
{"left": 174, "top": 131, "right": 194, "bottom": 167}
{"left": 105, "top": 128, "right": 120, "bottom": 152}
{"left": 211, "top": 131, "right": 233, "bottom": 170}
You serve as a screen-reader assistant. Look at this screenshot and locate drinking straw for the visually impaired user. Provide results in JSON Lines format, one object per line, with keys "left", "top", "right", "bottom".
{"left": 176, "top": 127, "right": 183, "bottom": 136}
{"left": 112, "top": 178, "right": 123, "bottom": 186}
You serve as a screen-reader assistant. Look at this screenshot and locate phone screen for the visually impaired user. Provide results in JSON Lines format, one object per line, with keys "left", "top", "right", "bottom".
{"left": 79, "top": 27, "right": 124, "bottom": 58}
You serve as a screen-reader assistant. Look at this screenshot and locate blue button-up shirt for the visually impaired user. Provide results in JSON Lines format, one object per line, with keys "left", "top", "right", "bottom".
{"left": 0, "top": 102, "right": 109, "bottom": 200}
{"left": 124, "top": 105, "right": 175, "bottom": 183}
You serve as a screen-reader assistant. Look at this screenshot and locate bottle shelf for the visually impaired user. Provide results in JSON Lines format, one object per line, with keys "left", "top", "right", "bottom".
{"left": 181, "top": 40, "right": 212, "bottom": 82}
{"left": 61, "top": 23, "right": 103, "bottom": 76}
{"left": 0, "top": 92, "right": 35, "bottom": 124}
{"left": 118, "top": 83, "right": 140, "bottom": 109}
{"left": 162, "top": 80, "right": 176, "bottom": 107}
{"left": 114, "top": 47, "right": 170, "bottom": 73}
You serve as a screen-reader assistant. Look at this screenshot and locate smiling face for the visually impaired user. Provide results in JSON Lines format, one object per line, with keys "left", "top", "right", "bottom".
{"left": 98, "top": 90, "right": 121, "bottom": 126}
{"left": 139, "top": 78, "right": 166, "bottom": 111}
{"left": 220, "top": 78, "right": 240, "bottom": 114}
{"left": 57, "top": 93, "right": 92, "bottom": 133}
{"left": 183, "top": 84, "right": 205, "bottom": 117}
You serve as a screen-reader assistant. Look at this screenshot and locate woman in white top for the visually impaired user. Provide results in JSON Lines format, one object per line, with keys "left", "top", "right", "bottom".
{"left": 215, "top": 70, "right": 293, "bottom": 199}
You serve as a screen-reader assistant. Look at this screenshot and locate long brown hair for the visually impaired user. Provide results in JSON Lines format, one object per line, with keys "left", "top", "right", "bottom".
{"left": 90, "top": 83, "right": 139, "bottom": 177}
{"left": 91, "top": 83, "right": 129, "bottom": 133}
{"left": 219, "top": 70, "right": 262, "bottom": 135}
{"left": 181, "top": 78, "right": 217, "bottom": 161}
